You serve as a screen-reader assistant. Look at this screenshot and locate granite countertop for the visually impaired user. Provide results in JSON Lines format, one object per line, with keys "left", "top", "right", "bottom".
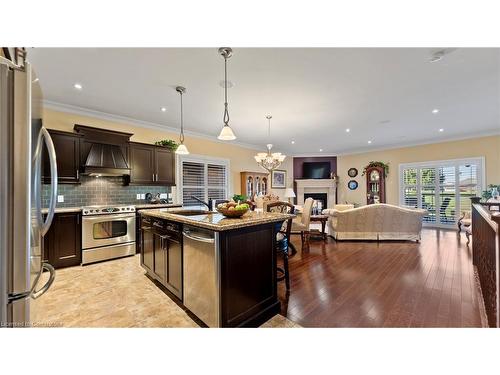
{"left": 41, "top": 207, "right": 82, "bottom": 214}
{"left": 41, "top": 203, "right": 182, "bottom": 214}
{"left": 135, "top": 203, "right": 182, "bottom": 209}
{"left": 139, "top": 208, "right": 295, "bottom": 231}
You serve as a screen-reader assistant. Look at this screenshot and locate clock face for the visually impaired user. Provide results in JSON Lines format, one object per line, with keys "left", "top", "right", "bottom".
{"left": 348, "top": 180, "right": 358, "bottom": 190}
{"left": 370, "top": 170, "right": 380, "bottom": 181}
{"left": 347, "top": 168, "right": 358, "bottom": 177}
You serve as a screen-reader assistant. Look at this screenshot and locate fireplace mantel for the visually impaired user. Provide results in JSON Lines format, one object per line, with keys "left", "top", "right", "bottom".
{"left": 295, "top": 179, "right": 337, "bottom": 208}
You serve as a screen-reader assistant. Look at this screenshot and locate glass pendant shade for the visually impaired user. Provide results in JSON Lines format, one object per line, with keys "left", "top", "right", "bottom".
{"left": 217, "top": 125, "right": 236, "bottom": 140}
{"left": 175, "top": 86, "right": 189, "bottom": 155}
{"left": 175, "top": 143, "right": 189, "bottom": 155}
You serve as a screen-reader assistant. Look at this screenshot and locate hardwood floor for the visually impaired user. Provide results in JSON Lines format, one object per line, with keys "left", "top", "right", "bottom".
{"left": 278, "top": 228, "right": 485, "bottom": 327}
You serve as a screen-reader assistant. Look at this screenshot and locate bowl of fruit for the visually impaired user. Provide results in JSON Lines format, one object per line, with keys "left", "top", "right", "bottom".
{"left": 216, "top": 201, "right": 250, "bottom": 218}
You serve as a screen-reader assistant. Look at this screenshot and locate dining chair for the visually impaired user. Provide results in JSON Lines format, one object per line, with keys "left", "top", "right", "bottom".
{"left": 266, "top": 201, "right": 295, "bottom": 290}
{"left": 291, "top": 197, "right": 314, "bottom": 250}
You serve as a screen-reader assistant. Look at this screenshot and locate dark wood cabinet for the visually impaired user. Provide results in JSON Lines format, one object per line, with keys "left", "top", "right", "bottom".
{"left": 155, "top": 147, "right": 175, "bottom": 185}
{"left": 141, "top": 217, "right": 154, "bottom": 273}
{"left": 140, "top": 216, "right": 182, "bottom": 300}
{"left": 153, "top": 232, "right": 167, "bottom": 284}
{"left": 42, "top": 130, "right": 82, "bottom": 184}
{"left": 129, "top": 142, "right": 175, "bottom": 185}
{"left": 129, "top": 143, "right": 155, "bottom": 184}
{"left": 43, "top": 212, "right": 82, "bottom": 269}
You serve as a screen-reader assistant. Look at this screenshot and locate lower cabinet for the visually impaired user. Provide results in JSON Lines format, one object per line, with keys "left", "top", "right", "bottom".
{"left": 43, "top": 212, "right": 82, "bottom": 269}
{"left": 140, "top": 217, "right": 182, "bottom": 300}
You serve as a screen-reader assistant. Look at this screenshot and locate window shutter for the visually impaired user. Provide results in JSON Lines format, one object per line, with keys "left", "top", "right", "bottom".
{"left": 180, "top": 158, "right": 229, "bottom": 206}
{"left": 182, "top": 162, "right": 205, "bottom": 207}
{"left": 207, "top": 163, "right": 227, "bottom": 201}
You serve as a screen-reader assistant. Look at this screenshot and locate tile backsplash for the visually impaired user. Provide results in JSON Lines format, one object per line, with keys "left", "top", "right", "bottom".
{"left": 42, "top": 176, "right": 171, "bottom": 208}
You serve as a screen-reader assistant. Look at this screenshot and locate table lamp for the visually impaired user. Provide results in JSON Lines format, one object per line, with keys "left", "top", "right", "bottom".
{"left": 284, "top": 188, "right": 296, "bottom": 203}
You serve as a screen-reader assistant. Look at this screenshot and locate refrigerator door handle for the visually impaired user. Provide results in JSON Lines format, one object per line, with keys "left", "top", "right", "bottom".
{"left": 31, "top": 263, "right": 55, "bottom": 299}
{"left": 33, "top": 127, "right": 58, "bottom": 236}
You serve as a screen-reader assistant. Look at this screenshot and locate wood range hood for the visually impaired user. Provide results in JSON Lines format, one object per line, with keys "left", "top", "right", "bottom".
{"left": 74, "top": 124, "right": 133, "bottom": 176}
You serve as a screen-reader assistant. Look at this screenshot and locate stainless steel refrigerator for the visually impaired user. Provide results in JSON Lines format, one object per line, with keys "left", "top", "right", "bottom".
{"left": 1, "top": 55, "right": 58, "bottom": 327}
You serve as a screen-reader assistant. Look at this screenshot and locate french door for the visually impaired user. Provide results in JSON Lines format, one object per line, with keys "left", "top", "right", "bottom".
{"left": 400, "top": 158, "right": 484, "bottom": 227}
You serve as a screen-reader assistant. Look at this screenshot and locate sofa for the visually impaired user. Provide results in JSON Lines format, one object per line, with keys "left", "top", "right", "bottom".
{"left": 322, "top": 203, "right": 427, "bottom": 241}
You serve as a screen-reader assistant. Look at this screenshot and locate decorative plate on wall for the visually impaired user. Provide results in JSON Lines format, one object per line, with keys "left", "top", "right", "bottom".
{"left": 348, "top": 180, "right": 358, "bottom": 190}
{"left": 347, "top": 168, "right": 358, "bottom": 178}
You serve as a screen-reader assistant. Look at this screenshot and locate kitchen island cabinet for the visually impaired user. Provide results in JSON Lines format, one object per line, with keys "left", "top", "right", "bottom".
{"left": 140, "top": 208, "right": 294, "bottom": 327}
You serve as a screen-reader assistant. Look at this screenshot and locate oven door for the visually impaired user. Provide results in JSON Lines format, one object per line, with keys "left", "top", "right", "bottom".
{"left": 82, "top": 213, "right": 136, "bottom": 249}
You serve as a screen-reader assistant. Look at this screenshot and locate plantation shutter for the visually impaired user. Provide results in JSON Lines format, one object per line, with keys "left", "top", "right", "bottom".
{"left": 180, "top": 157, "right": 229, "bottom": 207}
{"left": 399, "top": 158, "right": 483, "bottom": 227}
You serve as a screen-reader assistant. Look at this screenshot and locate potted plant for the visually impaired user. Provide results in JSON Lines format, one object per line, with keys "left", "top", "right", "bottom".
{"left": 154, "top": 139, "right": 179, "bottom": 151}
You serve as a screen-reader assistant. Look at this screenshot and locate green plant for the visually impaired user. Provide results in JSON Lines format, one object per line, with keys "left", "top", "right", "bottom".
{"left": 362, "top": 161, "right": 390, "bottom": 177}
{"left": 232, "top": 194, "right": 247, "bottom": 203}
{"left": 482, "top": 184, "right": 500, "bottom": 200}
{"left": 154, "top": 139, "right": 179, "bottom": 150}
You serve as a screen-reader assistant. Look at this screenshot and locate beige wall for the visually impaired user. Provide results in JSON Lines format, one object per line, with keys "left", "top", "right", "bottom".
{"left": 43, "top": 108, "right": 296, "bottom": 197}
{"left": 337, "top": 135, "right": 500, "bottom": 206}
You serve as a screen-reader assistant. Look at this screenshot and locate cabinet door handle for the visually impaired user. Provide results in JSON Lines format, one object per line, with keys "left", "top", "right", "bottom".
{"left": 76, "top": 169, "right": 79, "bottom": 180}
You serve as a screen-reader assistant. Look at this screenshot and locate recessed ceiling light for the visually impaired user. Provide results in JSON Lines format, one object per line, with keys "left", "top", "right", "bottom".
{"left": 161, "top": 107, "right": 167, "bottom": 112}
{"left": 73, "top": 83, "right": 83, "bottom": 90}
{"left": 291, "top": 140, "right": 295, "bottom": 144}
{"left": 345, "top": 128, "right": 350, "bottom": 133}
{"left": 432, "top": 109, "right": 439, "bottom": 114}
{"left": 439, "top": 128, "right": 444, "bottom": 132}
{"left": 319, "top": 148, "right": 323, "bottom": 152}
{"left": 367, "top": 140, "right": 372, "bottom": 144}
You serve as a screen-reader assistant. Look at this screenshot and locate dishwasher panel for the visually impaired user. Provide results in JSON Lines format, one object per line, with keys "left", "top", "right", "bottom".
{"left": 182, "top": 225, "right": 219, "bottom": 327}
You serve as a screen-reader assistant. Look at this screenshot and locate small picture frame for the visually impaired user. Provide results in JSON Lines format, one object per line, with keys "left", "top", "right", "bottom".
{"left": 271, "top": 169, "right": 286, "bottom": 189}
{"left": 348, "top": 180, "right": 358, "bottom": 190}
{"left": 348, "top": 168, "right": 358, "bottom": 178}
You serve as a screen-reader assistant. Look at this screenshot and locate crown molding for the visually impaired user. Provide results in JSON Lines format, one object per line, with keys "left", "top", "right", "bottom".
{"left": 43, "top": 100, "right": 262, "bottom": 151}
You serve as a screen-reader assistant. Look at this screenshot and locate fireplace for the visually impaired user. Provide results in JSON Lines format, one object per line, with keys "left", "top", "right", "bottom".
{"left": 295, "top": 179, "right": 337, "bottom": 209}
{"left": 304, "top": 193, "right": 327, "bottom": 211}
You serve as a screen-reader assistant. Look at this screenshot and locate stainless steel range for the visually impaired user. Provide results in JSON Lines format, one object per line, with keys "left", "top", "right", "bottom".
{"left": 81, "top": 205, "right": 136, "bottom": 265}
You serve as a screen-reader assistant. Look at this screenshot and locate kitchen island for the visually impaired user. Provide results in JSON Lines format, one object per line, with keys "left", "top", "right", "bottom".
{"left": 139, "top": 208, "right": 294, "bottom": 327}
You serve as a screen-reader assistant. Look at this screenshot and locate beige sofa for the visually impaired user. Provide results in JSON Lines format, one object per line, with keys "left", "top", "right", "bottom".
{"left": 322, "top": 204, "right": 427, "bottom": 241}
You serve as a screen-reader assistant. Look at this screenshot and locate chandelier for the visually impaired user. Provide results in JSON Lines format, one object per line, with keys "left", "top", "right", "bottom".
{"left": 254, "top": 115, "right": 286, "bottom": 172}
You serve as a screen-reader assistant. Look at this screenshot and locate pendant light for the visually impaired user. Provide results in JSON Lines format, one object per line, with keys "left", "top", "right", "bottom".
{"left": 175, "top": 86, "right": 189, "bottom": 155}
{"left": 217, "top": 47, "right": 237, "bottom": 140}
{"left": 254, "top": 115, "right": 286, "bottom": 172}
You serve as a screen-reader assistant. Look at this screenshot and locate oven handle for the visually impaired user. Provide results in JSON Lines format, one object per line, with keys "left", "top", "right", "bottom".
{"left": 82, "top": 213, "right": 136, "bottom": 222}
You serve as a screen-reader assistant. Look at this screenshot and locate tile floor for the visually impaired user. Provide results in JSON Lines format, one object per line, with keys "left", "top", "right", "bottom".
{"left": 32, "top": 255, "right": 299, "bottom": 328}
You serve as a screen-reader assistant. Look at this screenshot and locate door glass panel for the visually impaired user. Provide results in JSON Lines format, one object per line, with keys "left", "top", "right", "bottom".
{"left": 93, "top": 220, "right": 127, "bottom": 239}
{"left": 403, "top": 168, "right": 417, "bottom": 185}
{"left": 403, "top": 187, "right": 418, "bottom": 208}
{"left": 458, "top": 164, "right": 478, "bottom": 214}
{"left": 438, "top": 166, "right": 456, "bottom": 224}
{"left": 421, "top": 186, "right": 436, "bottom": 223}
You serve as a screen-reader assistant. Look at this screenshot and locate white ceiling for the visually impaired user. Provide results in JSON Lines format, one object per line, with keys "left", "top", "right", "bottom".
{"left": 28, "top": 48, "right": 500, "bottom": 155}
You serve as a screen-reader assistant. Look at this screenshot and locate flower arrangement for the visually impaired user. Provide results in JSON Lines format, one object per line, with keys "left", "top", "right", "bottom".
{"left": 482, "top": 184, "right": 500, "bottom": 200}
{"left": 362, "top": 161, "right": 389, "bottom": 177}
{"left": 154, "top": 139, "right": 179, "bottom": 150}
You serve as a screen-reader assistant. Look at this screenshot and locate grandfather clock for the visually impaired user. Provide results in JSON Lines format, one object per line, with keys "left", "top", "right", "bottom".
{"left": 365, "top": 166, "right": 386, "bottom": 204}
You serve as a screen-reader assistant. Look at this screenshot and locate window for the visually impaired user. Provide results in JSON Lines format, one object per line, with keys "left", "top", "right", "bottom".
{"left": 400, "top": 158, "right": 484, "bottom": 227}
{"left": 178, "top": 155, "right": 230, "bottom": 207}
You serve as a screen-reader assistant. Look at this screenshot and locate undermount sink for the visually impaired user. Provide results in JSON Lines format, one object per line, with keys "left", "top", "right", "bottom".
{"left": 170, "top": 210, "right": 211, "bottom": 216}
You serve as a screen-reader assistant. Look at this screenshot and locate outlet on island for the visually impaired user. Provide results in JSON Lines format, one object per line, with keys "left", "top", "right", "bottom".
{"left": 57, "top": 195, "right": 64, "bottom": 203}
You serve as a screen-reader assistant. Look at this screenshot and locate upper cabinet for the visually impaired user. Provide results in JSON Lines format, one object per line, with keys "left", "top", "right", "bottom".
{"left": 129, "top": 142, "right": 175, "bottom": 186}
{"left": 42, "top": 129, "right": 82, "bottom": 184}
